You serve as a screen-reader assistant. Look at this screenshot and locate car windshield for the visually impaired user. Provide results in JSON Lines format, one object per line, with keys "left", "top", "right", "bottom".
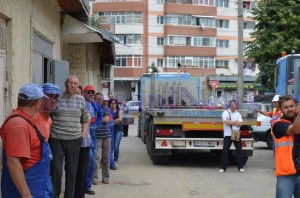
{"left": 239, "top": 102, "right": 262, "bottom": 112}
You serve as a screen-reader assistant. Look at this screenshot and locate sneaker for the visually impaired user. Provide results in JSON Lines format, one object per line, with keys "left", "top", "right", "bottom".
{"left": 85, "top": 189, "right": 95, "bottom": 195}
{"left": 110, "top": 166, "right": 118, "bottom": 170}
{"left": 239, "top": 168, "right": 245, "bottom": 173}
{"left": 115, "top": 161, "right": 118, "bottom": 167}
{"left": 102, "top": 179, "right": 109, "bottom": 184}
{"left": 218, "top": 169, "right": 225, "bottom": 173}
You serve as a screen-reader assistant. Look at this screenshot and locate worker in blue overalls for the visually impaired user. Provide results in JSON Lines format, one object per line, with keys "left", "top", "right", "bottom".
{"left": 1, "top": 83, "right": 54, "bottom": 197}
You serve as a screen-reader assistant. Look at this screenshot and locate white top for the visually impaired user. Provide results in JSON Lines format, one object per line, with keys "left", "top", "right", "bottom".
{"left": 222, "top": 109, "right": 243, "bottom": 137}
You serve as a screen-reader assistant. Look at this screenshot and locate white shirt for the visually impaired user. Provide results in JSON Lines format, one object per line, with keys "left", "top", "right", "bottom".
{"left": 222, "top": 109, "right": 243, "bottom": 137}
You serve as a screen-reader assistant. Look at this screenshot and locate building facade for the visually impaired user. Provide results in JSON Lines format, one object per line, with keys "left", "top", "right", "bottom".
{"left": 92, "top": 0, "right": 258, "bottom": 101}
{"left": 0, "top": 0, "right": 115, "bottom": 170}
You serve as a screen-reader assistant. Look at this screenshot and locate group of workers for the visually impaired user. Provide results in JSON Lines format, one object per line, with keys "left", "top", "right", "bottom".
{"left": 0, "top": 75, "right": 126, "bottom": 198}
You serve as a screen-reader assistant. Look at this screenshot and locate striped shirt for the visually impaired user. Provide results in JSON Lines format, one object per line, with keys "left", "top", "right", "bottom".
{"left": 95, "top": 107, "right": 111, "bottom": 139}
{"left": 50, "top": 93, "right": 90, "bottom": 140}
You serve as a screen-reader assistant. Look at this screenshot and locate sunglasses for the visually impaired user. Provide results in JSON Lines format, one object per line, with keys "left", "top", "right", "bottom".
{"left": 46, "top": 94, "right": 60, "bottom": 100}
{"left": 87, "top": 90, "right": 95, "bottom": 95}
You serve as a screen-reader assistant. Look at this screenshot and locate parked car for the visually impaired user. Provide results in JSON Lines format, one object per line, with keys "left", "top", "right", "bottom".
{"left": 125, "top": 101, "right": 141, "bottom": 112}
{"left": 251, "top": 102, "right": 273, "bottom": 149}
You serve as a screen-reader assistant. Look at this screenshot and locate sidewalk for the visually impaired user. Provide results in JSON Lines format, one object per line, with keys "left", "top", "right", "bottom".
{"left": 62, "top": 124, "right": 139, "bottom": 198}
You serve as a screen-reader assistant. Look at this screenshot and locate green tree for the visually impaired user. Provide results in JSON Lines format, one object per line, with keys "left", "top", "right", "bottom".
{"left": 146, "top": 63, "right": 159, "bottom": 73}
{"left": 245, "top": 0, "right": 300, "bottom": 90}
{"left": 89, "top": 14, "right": 101, "bottom": 29}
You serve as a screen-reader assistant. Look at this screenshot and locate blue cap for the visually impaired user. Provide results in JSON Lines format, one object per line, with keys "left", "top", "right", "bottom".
{"left": 18, "top": 84, "right": 48, "bottom": 100}
{"left": 42, "top": 83, "right": 62, "bottom": 95}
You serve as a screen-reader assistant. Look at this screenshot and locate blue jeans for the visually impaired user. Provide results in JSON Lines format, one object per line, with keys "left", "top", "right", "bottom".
{"left": 114, "top": 130, "right": 123, "bottom": 162}
{"left": 220, "top": 136, "right": 243, "bottom": 170}
{"left": 277, "top": 173, "right": 300, "bottom": 198}
{"left": 86, "top": 124, "right": 96, "bottom": 190}
{"left": 109, "top": 125, "right": 116, "bottom": 168}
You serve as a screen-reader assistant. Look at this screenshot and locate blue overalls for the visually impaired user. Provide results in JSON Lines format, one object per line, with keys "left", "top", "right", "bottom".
{"left": 1, "top": 115, "right": 53, "bottom": 198}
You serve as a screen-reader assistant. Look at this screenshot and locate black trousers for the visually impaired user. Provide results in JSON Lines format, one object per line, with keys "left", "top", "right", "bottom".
{"left": 74, "top": 147, "right": 91, "bottom": 198}
{"left": 49, "top": 137, "right": 83, "bottom": 198}
{"left": 123, "top": 125, "right": 129, "bottom": 136}
{"left": 220, "top": 136, "right": 243, "bottom": 170}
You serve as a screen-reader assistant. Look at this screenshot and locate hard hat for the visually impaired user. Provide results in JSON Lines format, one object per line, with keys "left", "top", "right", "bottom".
{"left": 84, "top": 85, "right": 95, "bottom": 92}
{"left": 103, "top": 95, "right": 109, "bottom": 101}
{"left": 272, "top": 95, "right": 280, "bottom": 102}
{"left": 293, "top": 95, "right": 299, "bottom": 103}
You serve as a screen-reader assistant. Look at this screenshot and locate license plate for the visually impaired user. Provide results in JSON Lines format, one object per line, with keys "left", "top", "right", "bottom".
{"left": 194, "top": 141, "right": 215, "bottom": 147}
{"left": 171, "top": 141, "right": 186, "bottom": 148}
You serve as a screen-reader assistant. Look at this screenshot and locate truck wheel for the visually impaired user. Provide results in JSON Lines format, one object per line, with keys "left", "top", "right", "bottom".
{"left": 152, "top": 156, "right": 169, "bottom": 164}
{"left": 266, "top": 133, "right": 273, "bottom": 150}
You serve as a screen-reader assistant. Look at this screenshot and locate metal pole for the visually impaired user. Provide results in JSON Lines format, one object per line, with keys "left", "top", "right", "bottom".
{"left": 237, "top": 0, "right": 244, "bottom": 102}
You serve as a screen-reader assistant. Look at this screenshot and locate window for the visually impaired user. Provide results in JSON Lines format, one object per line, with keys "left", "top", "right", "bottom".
{"left": 166, "top": 56, "right": 215, "bottom": 68}
{"left": 244, "top": 21, "right": 255, "bottom": 29}
{"left": 216, "top": 20, "right": 229, "bottom": 28}
{"left": 216, "top": 0, "right": 228, "bottom": 7}
{"left": 216, "top": 60, "right": 229, "bottom": 68}
{"left": 0, "top": 22, "right": 5, "bottom": 49}
{"left": 243, "top": 1, "right": 255, "bottom": 9}
{"left": 115, "top": 55, "right": 142, "bottom": 67}
{"left": 157, "top": 59, "right": 164, "bottom": 67}
{"left": 157, "top": 0, "right": 164, "bottom": 3}
{"left": 116, "top": 34, "right": 142, "bottom": 45}
{"left": 99, "top": 12, "right": 142, "bottom": 24}
{"left": 157, "top": 37, "right": 164, "bottom": 46}
{"left": 193, "top": 36, "right": 216, "bottom": 47}
{"left": 102, "top": 64, "right": 110, "bottom": 79}
{"left": 192, "top": 0, "right": 214, "bottom": 6}
{"left": 217, "top": 40, "right": 229, "bottom": 48}
{"left": 157, "top": 16, "right": 164, "bottom": 24}
{"left": 199, "top": 17, "right": 216, "bottom": 28}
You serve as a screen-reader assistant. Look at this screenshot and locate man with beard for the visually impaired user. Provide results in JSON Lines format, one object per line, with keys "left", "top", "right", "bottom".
{"left": 272, "top": 95, "right": 300, "bottom": 198}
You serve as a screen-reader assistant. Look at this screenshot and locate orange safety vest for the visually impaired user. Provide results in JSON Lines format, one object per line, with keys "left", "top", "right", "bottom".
{"left": 272, "top": 118, "right": 296, "bottom": 176}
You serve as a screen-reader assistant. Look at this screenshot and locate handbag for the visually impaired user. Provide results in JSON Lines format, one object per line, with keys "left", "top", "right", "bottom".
{"left": 227, "top": 110, "right": 240, "bottom": 141}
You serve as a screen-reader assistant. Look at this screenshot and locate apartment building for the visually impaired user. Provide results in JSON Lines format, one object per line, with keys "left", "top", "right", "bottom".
{"left": 93, "top": 0, "right": 259, "bottom": 102}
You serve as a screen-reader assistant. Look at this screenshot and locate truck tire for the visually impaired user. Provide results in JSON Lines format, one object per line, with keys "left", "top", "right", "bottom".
{"left": 266, "top": 132, "right": 273, "bottom": 150}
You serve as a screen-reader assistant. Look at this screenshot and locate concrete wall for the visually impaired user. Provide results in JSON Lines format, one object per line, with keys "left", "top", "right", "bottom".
{"left": 62, "top": 43, "right": 103, "bottom": 91}
{"left": 0, "top": 0, "right": 61, "bottom": 110}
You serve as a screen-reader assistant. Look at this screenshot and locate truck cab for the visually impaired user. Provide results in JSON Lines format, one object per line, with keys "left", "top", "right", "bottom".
{"left": 275, "top": 54, "right": 300, "bottom": 98}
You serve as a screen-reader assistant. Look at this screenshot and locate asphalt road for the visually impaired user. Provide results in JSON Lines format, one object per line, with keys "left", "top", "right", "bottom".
{"left": 86, "top": 125, "right": 276, "bottom": 198}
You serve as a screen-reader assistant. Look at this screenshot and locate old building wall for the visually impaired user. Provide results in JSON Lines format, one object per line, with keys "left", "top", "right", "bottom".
{"left": 0, "top": 0, "right": 61, "bottom": 109}
{"left": 62, "top": 43, "right": 87, "bottom": 86}
{"left": 86, "top": 43, "right": 101, "bottom": 92}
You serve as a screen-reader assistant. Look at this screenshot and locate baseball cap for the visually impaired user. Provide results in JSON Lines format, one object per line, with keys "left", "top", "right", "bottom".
{"left": 84, "top": 85, "right": 96, "bottom": 92}
{"left": 272, "top": 95, "right": 280, "bottom": 102}
{"left": 18, "top": 83, "right": 48, "bottom": 100}
{"left": 42, "top": 83, "right": 62, "bottom": 95}
{"left": 103, "top": 95, "right": 109, "bottom": 101}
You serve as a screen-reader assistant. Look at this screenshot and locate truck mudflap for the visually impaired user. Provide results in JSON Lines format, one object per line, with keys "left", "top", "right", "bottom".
{"left": 155, "top": 138, "right": 253, "bottom": 150}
